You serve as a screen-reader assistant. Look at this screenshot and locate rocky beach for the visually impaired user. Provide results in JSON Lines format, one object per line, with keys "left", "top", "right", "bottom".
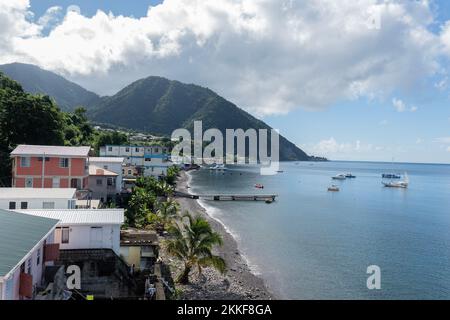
{"left": 159, "top": 170, "right": 275, "bottom": 300}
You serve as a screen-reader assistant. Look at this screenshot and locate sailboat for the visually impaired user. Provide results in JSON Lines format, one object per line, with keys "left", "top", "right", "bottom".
{"left": 383, "top": 172, "right": 409, "bottom": 188}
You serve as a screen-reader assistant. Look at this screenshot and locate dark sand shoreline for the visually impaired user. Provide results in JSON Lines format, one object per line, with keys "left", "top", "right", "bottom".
{"left": 163, "top": 170, "right": 276, "bottom": 300}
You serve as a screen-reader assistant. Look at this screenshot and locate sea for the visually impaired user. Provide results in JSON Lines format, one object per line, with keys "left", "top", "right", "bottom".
{"left": 186, "top": 161, "right": 450, "bottom": 299}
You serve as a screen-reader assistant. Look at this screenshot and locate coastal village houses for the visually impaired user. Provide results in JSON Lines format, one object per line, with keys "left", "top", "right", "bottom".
{"left": 100, "top": 145, "right": 171, "bottom": 178}
{"left": 11, "top": 145, "right": 91, "bottom": 190}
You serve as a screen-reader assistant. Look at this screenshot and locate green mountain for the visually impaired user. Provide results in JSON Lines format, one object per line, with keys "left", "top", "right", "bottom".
{"left": 1, "top": 63, "right": 313, "bottom": 161}
{"left": 90, "top": 76, "right": 310, "bottom": 161}
{"left": 0, "top": 63, "right": 100, "bottom": 111}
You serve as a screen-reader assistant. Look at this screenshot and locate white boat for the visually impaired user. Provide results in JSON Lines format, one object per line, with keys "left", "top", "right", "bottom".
{"left": 383, "top": 173, "right": 409, "bottom": 188}
{"left": 332, "top": 174, "right": 346, "bottom": 180}
{"left": 328, "top": 185, "right": 340, "bottom": 192}
{"left": 209, "top": 164, "right": 228, "bottom": 171}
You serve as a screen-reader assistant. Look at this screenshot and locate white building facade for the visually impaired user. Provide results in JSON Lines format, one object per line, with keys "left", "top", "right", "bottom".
{"left": 0, "top": 188, "right": 77, "bottom": 210}
{"left": 16, "top": 209, "right": 125, "bottom": 255}
{"left": 99, "top": 145, "right": 171, "bottom": 177}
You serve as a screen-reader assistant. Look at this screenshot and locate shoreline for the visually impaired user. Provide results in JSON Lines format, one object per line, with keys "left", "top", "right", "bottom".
{"left": 165, "top": 170, "right": 276, "bottom": 300}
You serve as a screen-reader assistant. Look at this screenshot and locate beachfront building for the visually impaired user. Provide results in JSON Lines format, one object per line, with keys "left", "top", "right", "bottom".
{"left": 88, "top": 157, "right": 125, "bottom": 193}
{"left": 15, "top": 209, "right": 125, "bottom": 255}
{"left": 0, "top": 188, "right": 77, "bottom": 210}
{"left": 88, "top": 165, "right": 119, "bottom": 203}
{"left": 120, "top": 229, "right": 159, "bottom": 272}
{"left": 0, "top": 209, "right": 59, "bottom": 300}
{"left": 99, "top": 145, "right": 171, "bottom": 178}
{"left": 11, "top": 145, "right": 91, "bottom": 190}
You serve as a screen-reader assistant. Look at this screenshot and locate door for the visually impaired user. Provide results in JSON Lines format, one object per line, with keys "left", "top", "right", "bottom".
{"left": 25, "top": 177, "right": 33, "bottom": 188}
{"left": 89, "top": 227, "right": 103, "bottom": 248}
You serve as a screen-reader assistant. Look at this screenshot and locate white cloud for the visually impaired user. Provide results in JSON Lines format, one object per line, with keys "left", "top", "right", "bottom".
{"left": 304, "top": 137, "right": 380, "bottom": 158}
{"left": 447, "top": 146, "right": 450, "bottom": 152}
{"left": 37, "top": 6, "right": 63, "bottom": 29}
{"left": 0, "top": 0, "right": 443, "bottom": 115}
{"left": 392, "top": 97, "right": 418, "bottom": 112}
{"left": 435, "top": 137, "right": 450, "bottom": 144}
{"left": 416, "top": 138, "right": 423, "bottom": 144}
{"left": 392, "top": 98, "right": 406, "bottom": 112}
{"left": 379, "top": 119, "right": 388, "bottom": 126}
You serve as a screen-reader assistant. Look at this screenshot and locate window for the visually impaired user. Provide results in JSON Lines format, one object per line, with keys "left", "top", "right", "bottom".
{"left": 27, "top": 258, "right": 32, "bottom": 274}
{"left": 61, "top": 227, "right": 69, "bottom": 244}
{"left": 36, "top": 248, "right": 41, "bottom": 265}
{"left": 107, "top": 178, "right": 114, "bottom": 186}
{"left": 103, "top": 165, "right": 108, "bottom": 170}
{"left": 52, "top": 177, "right": 60, "bottom": 188}
{"left": 96, "top": 179, "right": 103, "bottom": 186}
{"left": 145, "top": 158, "right": 151, "bottom": 162}
{"left": 20, "top": 202, "right": 28, "bottom": 209}
{"left": 20, "top": 157, "right": 31, "bottom": 167}
{"left": 59, "top": 158, "right": 69, "bottom": 168}
{"left": 108, "top": 146, "right": 113, "bottom": 152}
{"left": 37, "top": 157, "right": 50, "bottom": 162}
{"left": 154, "top": 148, "right": 159, "bottom": 153}
{"left": 125, "top": 147, "right": 130, "bottom": 152}
{"left": 43, "top": 202, "right": 55, "bottom": 209}
{"left": 135, "top": 147, "right": 140, "bottom": 152}
{"left": 25, "top": 177, "right": 33, "bottom": 188}
{"left": 9, "top": 202, "right": 16, "bottom": 209}
{"left": 128, "top": 170, "right": 132, "bottom": 175}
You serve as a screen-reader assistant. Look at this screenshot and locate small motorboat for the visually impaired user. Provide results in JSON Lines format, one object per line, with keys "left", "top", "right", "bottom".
{"left": 255, "top": 184, "right": 264, "bottom": 189}
{"left": 276, "top": 170, "right": 284, "bottom": 173}
{"left": 383, "top": 173, "right": 409, "bottom": 188}
{"left": 382, "top": 173, "right": 401, "bottom": 179}
{"left": 345, "top": 173, "right": 356, "bottom": 178}
{"left": 209, "top": 164, "right": 228, "bottom": 171}
{"left": 332, "top": 174, "right": 346, "bottom": 180}
{"left": 328, "top": 185, "right": 340, "bottom": 192}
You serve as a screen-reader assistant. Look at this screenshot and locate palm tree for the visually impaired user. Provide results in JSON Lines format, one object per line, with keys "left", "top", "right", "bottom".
{"left": 166, "top": 212, "right": 226, "bottom": 284}
{"left": 154, "top": 199, "right": 180, "bottom": 232}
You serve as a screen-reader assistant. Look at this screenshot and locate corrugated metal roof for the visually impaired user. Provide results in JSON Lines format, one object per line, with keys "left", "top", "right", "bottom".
{"left": 89, "top": 157, "right": 125, "bottom": 163}
{"left": 15, "top": 209, "right": 125, "bottom": 225}
{"left": 88, "top": 165, "right": 118, "bottom": 176}
{"left": 0, "top": 209, "right": 58, "bottom": 277}
{"left": 0, "top": 188, "right": 77, "bottom": 199}
{"left": 11, "top": 145, "right": 91, "bottom": 157}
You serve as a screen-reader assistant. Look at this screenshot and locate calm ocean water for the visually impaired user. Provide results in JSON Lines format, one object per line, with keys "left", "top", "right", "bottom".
{"left": 187, "top": 161, "right": 450, "bottom": 299}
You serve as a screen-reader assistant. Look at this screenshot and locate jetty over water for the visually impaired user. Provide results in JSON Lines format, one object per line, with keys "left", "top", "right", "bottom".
{"left": 174, "top": 191, "right": 277, "bottom": 202}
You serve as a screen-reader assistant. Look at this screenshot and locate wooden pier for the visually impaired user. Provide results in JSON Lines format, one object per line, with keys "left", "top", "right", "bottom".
{"left": 174, "top": 191, "right": 277, "bottom": 202}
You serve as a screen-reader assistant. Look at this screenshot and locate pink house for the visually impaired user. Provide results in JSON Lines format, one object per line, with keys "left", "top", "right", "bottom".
{"left": 11, "top": 145, "right": 91, "bottom": 190}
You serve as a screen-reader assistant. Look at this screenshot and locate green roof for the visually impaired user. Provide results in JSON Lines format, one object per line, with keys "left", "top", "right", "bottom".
{"left": 0, "top": 209, "right": 59, "bottom": 277}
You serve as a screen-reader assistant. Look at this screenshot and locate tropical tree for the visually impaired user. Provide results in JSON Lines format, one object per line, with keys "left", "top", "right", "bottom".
{"left": 166, "top": 212, "right": 226, "bottom": 284}
{"left": 126, "top": 187, "right": 156, "bottom": 227}
{"left": 153, "top": 199, "right": 180, "bottom": 231}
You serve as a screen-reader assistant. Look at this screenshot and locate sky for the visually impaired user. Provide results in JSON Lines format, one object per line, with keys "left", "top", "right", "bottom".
{"left": 0, "top": 0, "right": 450, "bottom": 163}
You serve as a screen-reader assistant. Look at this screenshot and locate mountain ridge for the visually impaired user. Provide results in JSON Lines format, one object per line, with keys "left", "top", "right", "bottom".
{"left": 1, "top": 63, "right": 314, "bottom": 161}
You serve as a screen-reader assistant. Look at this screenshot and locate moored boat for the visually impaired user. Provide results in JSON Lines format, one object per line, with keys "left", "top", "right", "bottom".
{"left": 332, "top": 174, "right": 346, "bottom": 180}
{"left": 328, "top": 185, "right": 340, "bottom": 192}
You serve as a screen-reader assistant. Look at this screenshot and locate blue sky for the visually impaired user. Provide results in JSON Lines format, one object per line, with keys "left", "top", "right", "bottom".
{"left": 8, "top": 1, "right": 450, "bottom": 163}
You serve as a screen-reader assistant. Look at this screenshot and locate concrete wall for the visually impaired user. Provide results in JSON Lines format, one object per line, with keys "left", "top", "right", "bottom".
{"left": 89, "top": 160, "right": 123, "bottom": 193}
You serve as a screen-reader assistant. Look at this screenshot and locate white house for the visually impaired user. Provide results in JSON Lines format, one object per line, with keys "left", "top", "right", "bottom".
{"left": 0, "top": 209, "right": 59, "bottom": 300}
{"left": 99, "top": 145, "right": 171, "bottom": 177}
{"left": 0, "top": 188, "right": 77, "bottom": 210}
{"left": 15, "top": 209, "right": 125, "bottom": 255}
{"left": 88, "top": 157, "right": 124, "bottom": 193}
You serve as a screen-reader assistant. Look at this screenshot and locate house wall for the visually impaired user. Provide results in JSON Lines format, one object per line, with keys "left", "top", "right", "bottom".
{"left": 1, "top": 198, "right": 75, "bottom": 210}
{"left": 100, "top": 145, "right": 170, "bottom": 177}
{"left": 119, "top": 246, "right": 141, "bottom": 269}
{"left": 13, "top": 156, "right": 88, "bottom": 189}
{"left": 88, "top": 176, "right": 117, "bottom": 202}
{"left": 89, "top": 161, "right": 123, "bottom": 193}
{"left": 54, "top": 224, "right": 121, "bottom": 255}
{"left": 0, "top": 232, "right": 54, "bottom": 300}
